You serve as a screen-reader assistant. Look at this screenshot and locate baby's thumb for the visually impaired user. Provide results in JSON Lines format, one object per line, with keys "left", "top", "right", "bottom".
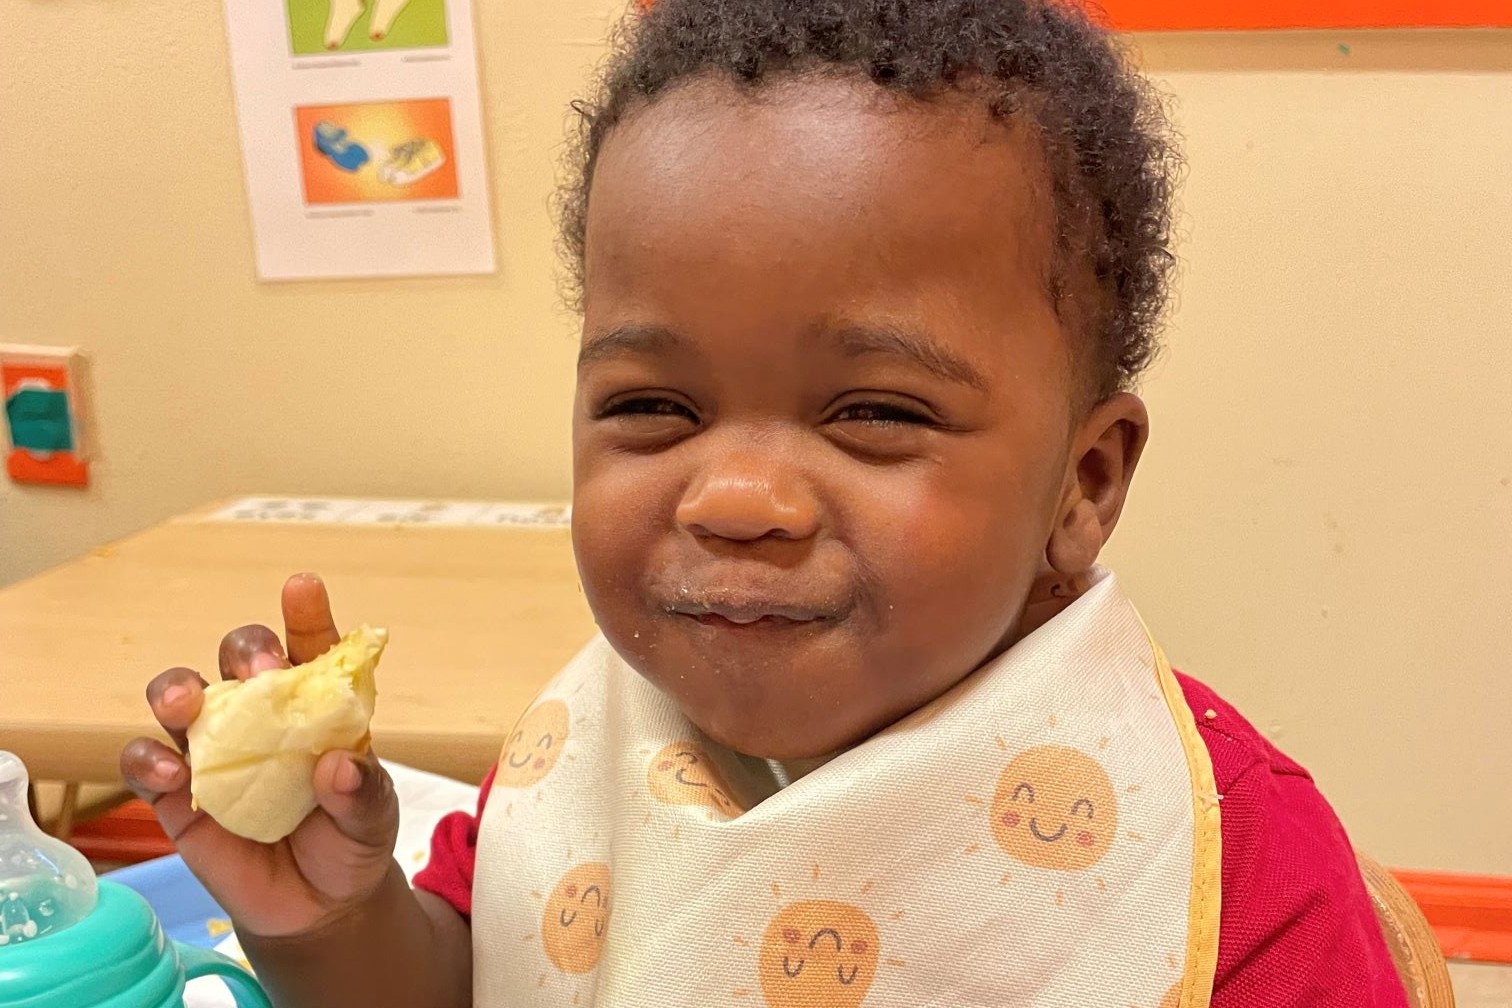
{"left": 313, "top": 748, "right": 399, "bottom": 852}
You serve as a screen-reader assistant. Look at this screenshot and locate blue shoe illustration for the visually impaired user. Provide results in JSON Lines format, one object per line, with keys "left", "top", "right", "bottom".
{"left": 312, "top": 121, "right": 370, "bottom": 173}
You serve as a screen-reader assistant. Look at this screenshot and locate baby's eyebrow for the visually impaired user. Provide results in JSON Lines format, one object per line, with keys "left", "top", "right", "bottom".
{"left": 828, "top": 324, "right": 988, "bottom": 391}
{"left": 578, "top": 324, "right": 682, "bottom": 368}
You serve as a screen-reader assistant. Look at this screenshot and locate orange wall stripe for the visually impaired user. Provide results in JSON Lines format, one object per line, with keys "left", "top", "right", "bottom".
{"left": 1393, "top": 869, "right": 1512, "bottom": 964}
{"left": 632, "top": 1, "right": 1512, "bottom": 28}
{"left": 1096, "top": 1, "right": 1512, "bottom": 30}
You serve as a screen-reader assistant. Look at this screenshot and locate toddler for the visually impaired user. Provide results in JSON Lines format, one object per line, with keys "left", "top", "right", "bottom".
{"left": 123, "top": 1, "right": 1408, "bottom": 1005}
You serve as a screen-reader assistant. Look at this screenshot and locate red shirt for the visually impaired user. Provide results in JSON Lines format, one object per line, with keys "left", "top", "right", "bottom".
{"left": 415, "top": 671, "right": 1407, "bottom": 1007}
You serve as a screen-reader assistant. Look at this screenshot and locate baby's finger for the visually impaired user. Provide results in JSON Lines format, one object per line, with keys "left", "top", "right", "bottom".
{"left": 283, "top": 573, "right": 340, "bottom": 665}
{"left": 120, "top": 737, "right": 202, "bottom": 840}
{"left": 218, "top": 624, "right": 290, "bottom": 682}
{"left": 120, "top": 737, "right": 186, "bottom": 797}
{"left": 312, "top": 748, "right": 399, "bottom": 852}
{"left": 145, "top": 667, "right": 207, "bottom": 752}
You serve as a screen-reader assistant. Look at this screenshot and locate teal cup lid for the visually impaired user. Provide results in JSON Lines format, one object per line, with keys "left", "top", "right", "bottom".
{"left": 0, "top": 881, "right": 263, "bottom": 1008}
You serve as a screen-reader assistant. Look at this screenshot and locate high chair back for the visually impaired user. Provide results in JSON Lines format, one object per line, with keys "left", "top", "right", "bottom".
{"left": 1356, "top": 853, "right": 1456, "bottom": 1008}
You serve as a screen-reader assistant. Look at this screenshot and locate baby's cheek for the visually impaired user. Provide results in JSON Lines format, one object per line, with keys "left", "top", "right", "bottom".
{"left": 870, "top": 501, "right": 1038, "bottom": 674}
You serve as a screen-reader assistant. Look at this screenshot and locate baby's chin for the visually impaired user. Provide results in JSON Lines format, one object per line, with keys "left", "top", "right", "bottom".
{"left": 670, "top": 680, "right": 903, "bottom": 762}
{"left": 606, "top": 615, "right": 914, "bottom": 758}
{"left": 695, "top": 716, "right": 859, "bottom": 763}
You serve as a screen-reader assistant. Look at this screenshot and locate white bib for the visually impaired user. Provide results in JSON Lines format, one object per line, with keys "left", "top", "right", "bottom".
{"left": 472, "top": 570, "right": 1221, "bottom": 1008}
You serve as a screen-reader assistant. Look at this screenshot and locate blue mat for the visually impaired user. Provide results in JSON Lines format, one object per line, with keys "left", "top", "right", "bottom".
{"left": 106, "top": 855, "right": 232, "bottom": 949}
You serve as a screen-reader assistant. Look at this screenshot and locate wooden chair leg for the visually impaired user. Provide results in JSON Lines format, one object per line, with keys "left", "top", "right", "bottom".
{"left": 51, "top": 782, "right": 82, "bottom": 840}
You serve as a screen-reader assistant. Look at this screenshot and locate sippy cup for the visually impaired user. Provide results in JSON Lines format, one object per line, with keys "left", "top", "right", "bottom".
{"left": 0, "top": 751, "right": 270, "bottom": 1008}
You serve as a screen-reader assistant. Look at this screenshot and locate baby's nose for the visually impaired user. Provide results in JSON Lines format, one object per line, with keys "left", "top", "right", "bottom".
{"left": 677, "top": 460, "right": 820, "bottom": 543}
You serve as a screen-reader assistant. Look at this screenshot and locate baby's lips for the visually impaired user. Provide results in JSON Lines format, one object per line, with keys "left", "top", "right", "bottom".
{"left": 648, "top": 565, "right": 858, "bottom": 622}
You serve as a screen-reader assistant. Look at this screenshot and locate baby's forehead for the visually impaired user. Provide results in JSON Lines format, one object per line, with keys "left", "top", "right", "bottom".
{"left": 588, "top": 74, "right": 1056, "bottom": 252}
{"left": 577, "top": 75, "right": 1094, "bottom": 396}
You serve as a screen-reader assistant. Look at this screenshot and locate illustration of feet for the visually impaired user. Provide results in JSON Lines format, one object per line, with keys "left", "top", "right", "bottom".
{"left": 378, "top": 138, "right": 445, "bottom": 186}
{"left": 368, "top": 0, "right": 413, "bottom": 40}
{"left": 313, "top": 122, "right": 371, "bottom": 173}
{"left": 324, "top": 0, "right": 366, "bottom": 49}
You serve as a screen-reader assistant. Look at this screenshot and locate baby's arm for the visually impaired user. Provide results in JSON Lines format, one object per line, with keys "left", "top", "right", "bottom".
{"left": 1207, "top": 759, "right": 1408, "bottom": 1007}
{"left": 120, "top": 574, "right": 476, "bottom": 1008}
{"left": 1175, "top": 672, "right": 1408, "bottom": 1007}
{"left": 239, "top": 868, "right": 471, "bottom": 1008}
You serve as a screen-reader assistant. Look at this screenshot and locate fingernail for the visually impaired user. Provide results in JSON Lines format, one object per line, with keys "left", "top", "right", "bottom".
{"left": 250, "top": 652, "right": 286, "bottom": 675}
{"left": 160, "top": 685, "right": 189, "bottom": 708}
{"left": 154, "top": 758, "right": 180, "bottom": 780}
{"left": 334, "top": 758, "right": 363, "bottom": 794}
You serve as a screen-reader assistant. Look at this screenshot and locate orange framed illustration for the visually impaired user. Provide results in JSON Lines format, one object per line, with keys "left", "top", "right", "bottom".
{"left": 1094, "top": 1, "right": 1511, "bottom": 30}
{"left": 294, "top": 98, "right": 461, "bottom": 206}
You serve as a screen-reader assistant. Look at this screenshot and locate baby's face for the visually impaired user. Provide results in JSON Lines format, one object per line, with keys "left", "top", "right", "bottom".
{"left": 573, "top": 76, "right": 1122, "bottom": 759}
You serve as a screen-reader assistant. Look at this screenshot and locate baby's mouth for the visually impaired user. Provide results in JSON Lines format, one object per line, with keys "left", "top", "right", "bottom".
{"left": 676, "top": 602, "right": 818, "bottom": 622}
{"left": 664, "top": 600, "right": 837, "bottom": 628}
{"left": 649, "top": 568, "right": 858, "bottom": 633}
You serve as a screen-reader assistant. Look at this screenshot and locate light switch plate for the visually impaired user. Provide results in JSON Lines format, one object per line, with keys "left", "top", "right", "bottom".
{"left": 1, "top": 344, "right": 91, "bottom": 487}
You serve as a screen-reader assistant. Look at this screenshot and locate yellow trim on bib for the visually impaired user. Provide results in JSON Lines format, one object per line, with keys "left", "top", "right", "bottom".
{"left": 1144, "top": 625, "right": 1223, "bottom": 1008}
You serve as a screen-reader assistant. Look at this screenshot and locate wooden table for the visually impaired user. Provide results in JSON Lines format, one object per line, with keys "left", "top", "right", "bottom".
{"left": 0, "top": 500, "right": 596, "bottom": 787}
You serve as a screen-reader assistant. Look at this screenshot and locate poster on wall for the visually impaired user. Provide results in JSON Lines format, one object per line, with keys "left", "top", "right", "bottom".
{"left": 223, "top": 0, "right": 495, "bottom": 280}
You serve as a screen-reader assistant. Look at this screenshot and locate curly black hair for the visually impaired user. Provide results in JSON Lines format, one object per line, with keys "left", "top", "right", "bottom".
{"left": 561, "top": 0, "right": 1180, "bottom": 398}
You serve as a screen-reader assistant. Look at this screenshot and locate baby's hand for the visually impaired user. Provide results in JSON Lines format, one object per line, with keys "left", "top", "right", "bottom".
{"left": 119, "top": 573, "right": 401, "bottom": 939}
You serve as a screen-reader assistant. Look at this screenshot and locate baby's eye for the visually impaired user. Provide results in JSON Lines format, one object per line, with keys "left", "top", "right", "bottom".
{"left": 596, "top": 396, "right": 698, "bottom": 422}
{"left": 830, "top": 401, "right": 932, "bottom": 426}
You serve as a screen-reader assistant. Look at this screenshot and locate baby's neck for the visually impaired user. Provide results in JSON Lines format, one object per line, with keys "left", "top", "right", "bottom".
{"left": 1017, "top": 571, "right": 1095, "bottom": 639}
{"left": 764, "top": 755, "right": 834, "bottom": 788}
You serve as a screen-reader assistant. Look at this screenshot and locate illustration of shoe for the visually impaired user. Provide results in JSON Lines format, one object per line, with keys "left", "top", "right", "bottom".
{"left": 312, "top": 122, "right": 371, "bottom": 173}
{"left": 378, "top": 138, "right": 445, "bottom": 186}
{"left": 325, "top": 0, "right": 366, "bottom": 49}
{"left": 367, "top": 0, "right": 412, "bottom": 40}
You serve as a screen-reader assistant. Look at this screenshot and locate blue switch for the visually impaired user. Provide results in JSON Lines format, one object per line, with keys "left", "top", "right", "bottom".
{"left": 5, "top": 387, "right": 74, "bottom": 453}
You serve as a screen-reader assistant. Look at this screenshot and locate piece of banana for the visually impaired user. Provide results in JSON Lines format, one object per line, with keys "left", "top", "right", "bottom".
{"left": 187, "top": 625, "right": 386, "bottom": 843}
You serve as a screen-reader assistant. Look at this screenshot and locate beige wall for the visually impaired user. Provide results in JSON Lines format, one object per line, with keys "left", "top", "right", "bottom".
{"left": 1108, "top": 31, "right": 1512, "bottom": 876}
{"left": 2, "top": 8, "right": 1508, "bottom": 873}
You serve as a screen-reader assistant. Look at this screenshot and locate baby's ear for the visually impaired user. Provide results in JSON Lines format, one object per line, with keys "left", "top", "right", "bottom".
{"left": 1047, "top": 392, "right": 1149, "bottom": 577}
